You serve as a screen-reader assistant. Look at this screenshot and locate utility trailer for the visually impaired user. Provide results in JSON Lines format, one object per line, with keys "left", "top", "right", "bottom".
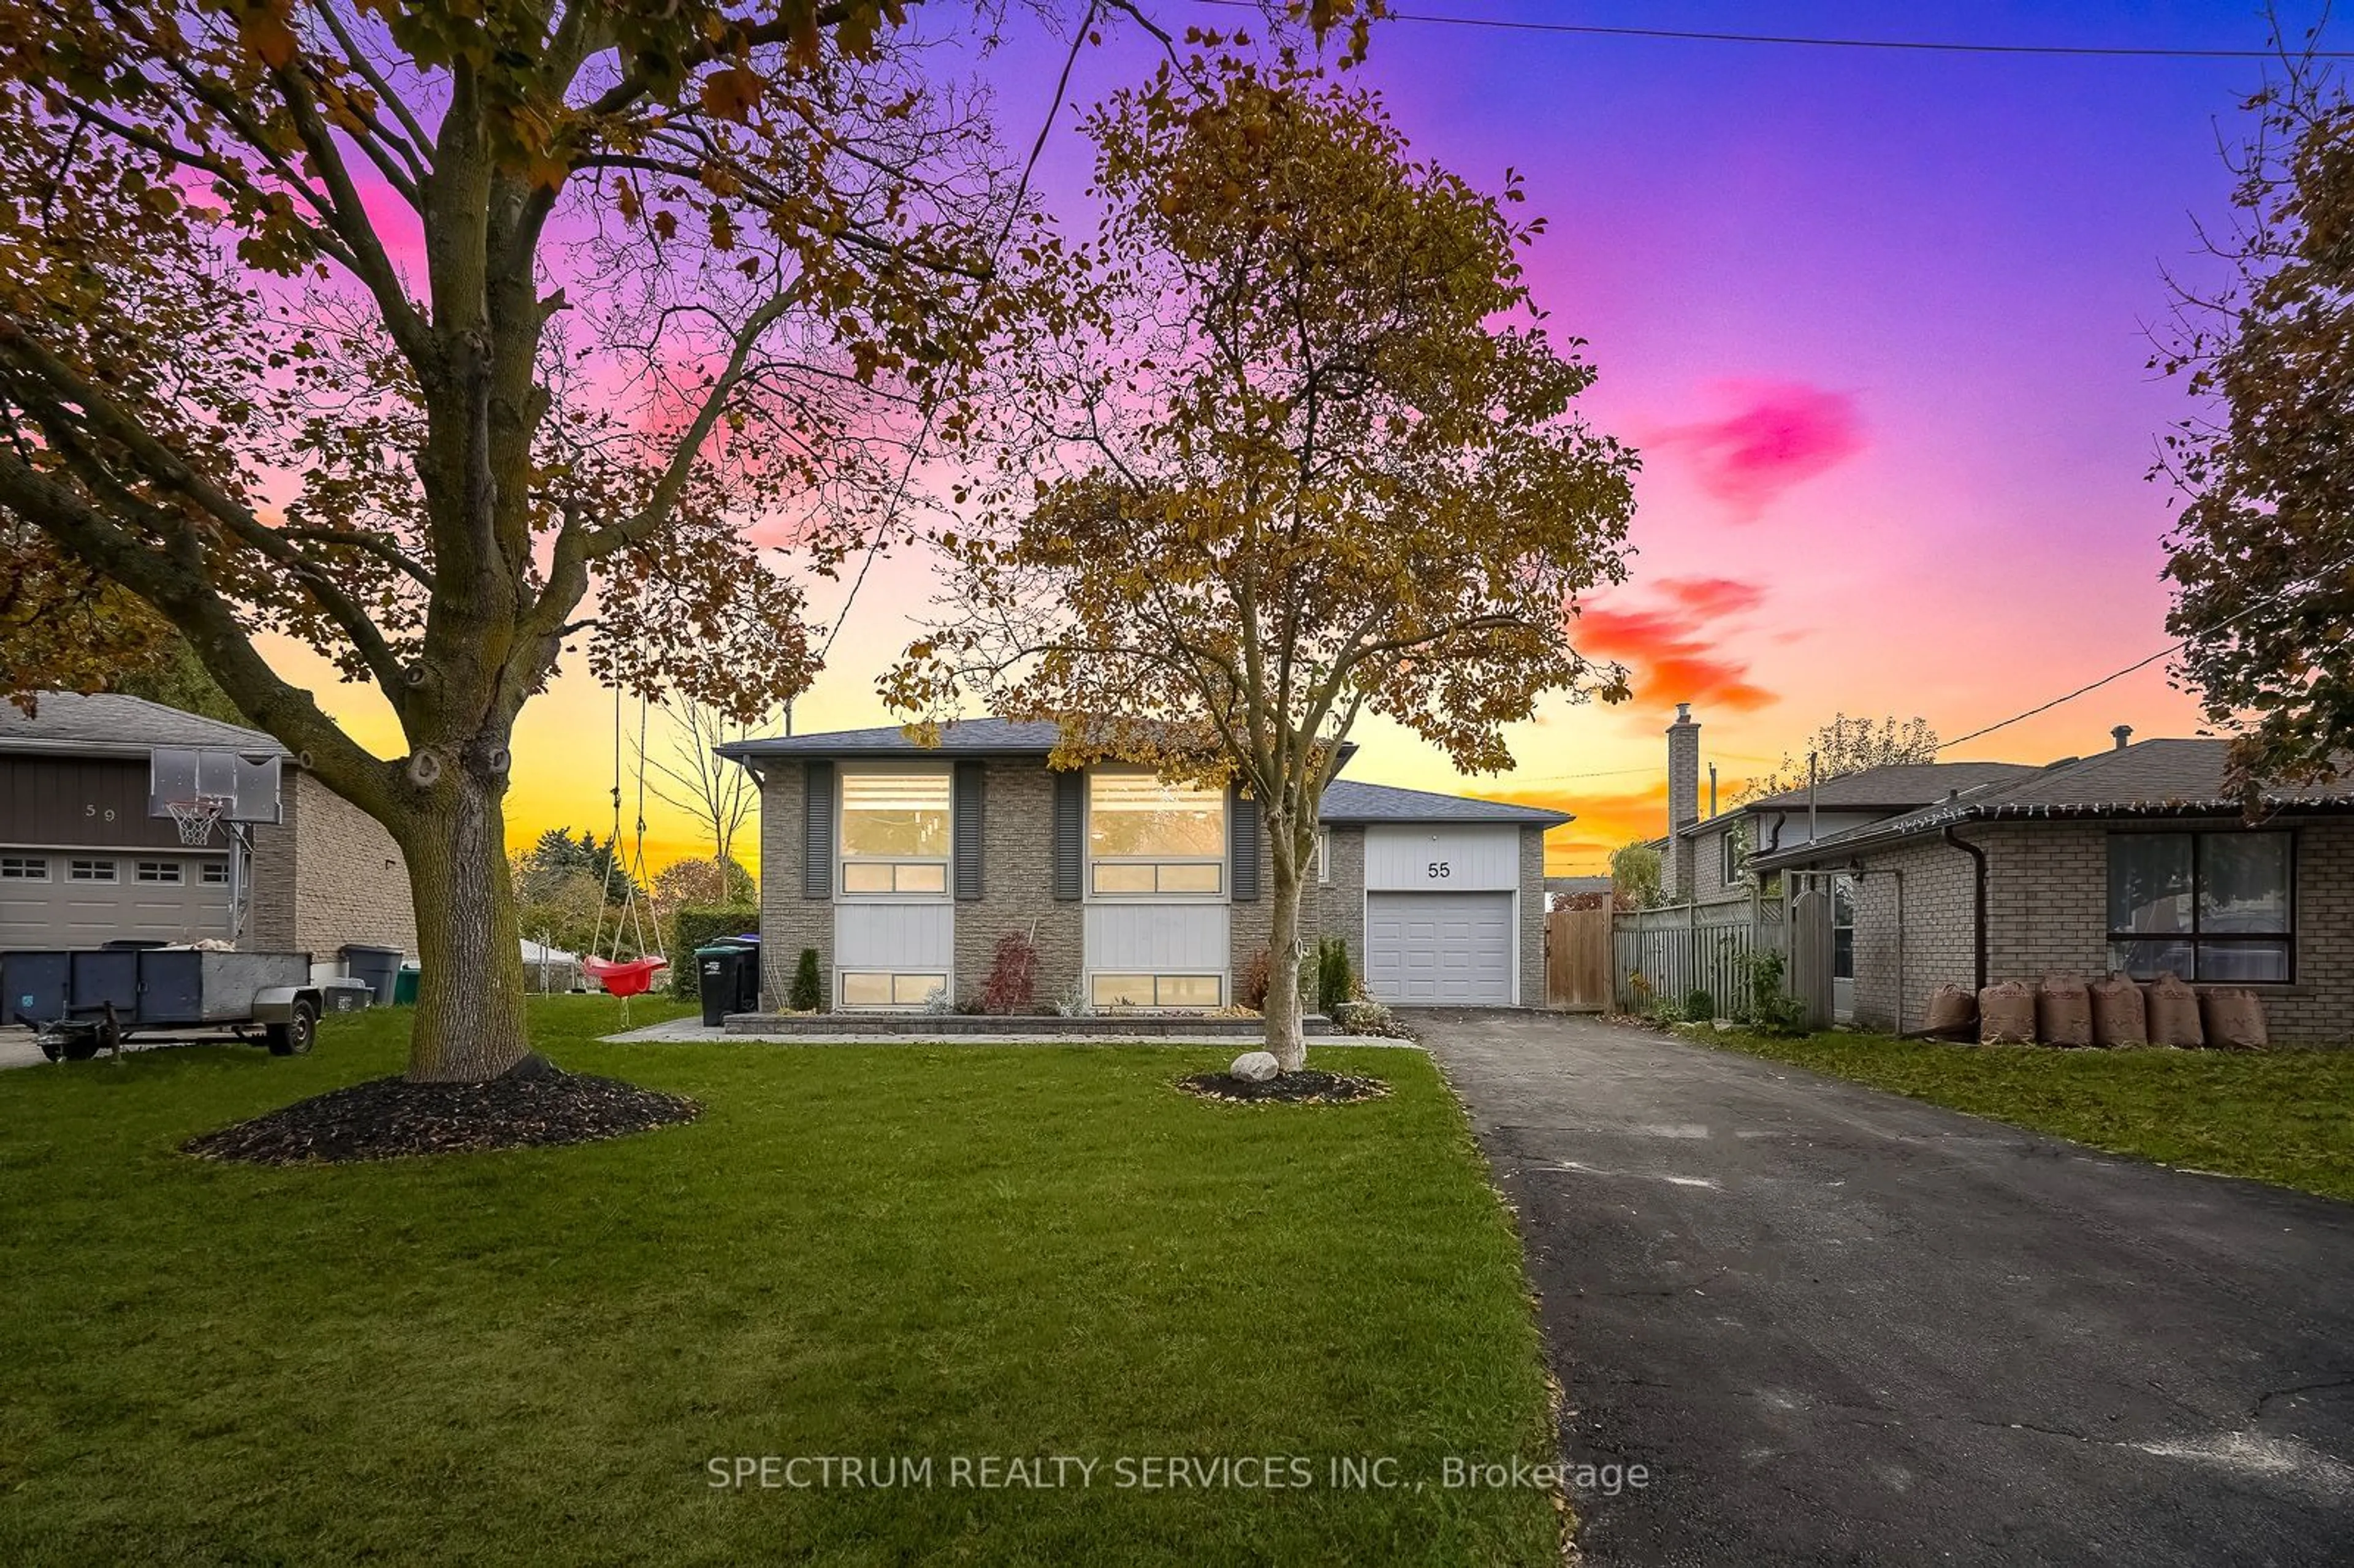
{"left": 1, "top": 948, "right": 368, "bottom": 1061}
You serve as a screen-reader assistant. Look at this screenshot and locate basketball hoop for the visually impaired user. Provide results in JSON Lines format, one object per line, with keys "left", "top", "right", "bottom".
{"left": 164, "top": 795, "right": 230, "bottom": 846}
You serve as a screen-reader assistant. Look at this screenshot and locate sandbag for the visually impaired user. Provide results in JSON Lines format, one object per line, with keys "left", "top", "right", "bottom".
{"left": 2143, "top": 973, "right": 2204, "bottom": 1048}
{"left": 2198, "top": 988, "right": 2269, "bottom": 1051}
{"left": 1922, "top": 984, "right": 1978, "bottom": 1039}
{"left": 1978, "top": 981, "right": 2036, "bottom": 1045}
{"left": 2087, "top": 972, "right": 2148, "bottom": 1048}
{"left": 2035, "top": 973, "right": 2093, "bottom": 1048}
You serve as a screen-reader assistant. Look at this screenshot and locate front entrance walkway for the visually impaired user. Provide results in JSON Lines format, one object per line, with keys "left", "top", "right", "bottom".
{"left": 1417, "top": 1011, "right": 2354, "bottom": 1567}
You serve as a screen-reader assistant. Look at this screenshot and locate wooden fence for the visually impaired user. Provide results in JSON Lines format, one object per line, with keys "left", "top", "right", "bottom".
{"left": 1544, "top": 907, "right": 1614, "bottom": 1011}
{"left": 1612, "top": 902, "right": 1787, "bottom": 1019}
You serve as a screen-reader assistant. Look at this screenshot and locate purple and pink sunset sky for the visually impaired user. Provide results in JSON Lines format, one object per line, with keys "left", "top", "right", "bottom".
{"left": 299, "top": 2, "right": 2314, "bottom": 873}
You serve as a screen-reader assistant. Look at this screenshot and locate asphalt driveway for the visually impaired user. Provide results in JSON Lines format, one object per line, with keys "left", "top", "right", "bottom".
{"left": 1418, "top": 1011, "right": 2354, "bottom": 1567}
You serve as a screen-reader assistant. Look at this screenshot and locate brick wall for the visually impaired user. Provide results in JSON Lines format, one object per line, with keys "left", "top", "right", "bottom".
{"left": 754, "top": 761, "right": 829, "bottom": 1008}
{"left": 1978, "top": 818, "right": 2354, "bottom": 1046}
{"left": 1845, "top": 816, "right": 2354, "bottom": 1045}
{"left": 952, "top": 759, "right": 1084, "bottom": 1010}
{"left": 1847, "top": 835, "right": 1977, "bottom": 1033}
{"left": 246, "top": 771, "right": 416, "bottom": 959}
{"left": 1323, "top": 826, "right": 1366, "bottom": 972}
{"left": 1518, "top": 826, "right": 1546, "bottom": 1007}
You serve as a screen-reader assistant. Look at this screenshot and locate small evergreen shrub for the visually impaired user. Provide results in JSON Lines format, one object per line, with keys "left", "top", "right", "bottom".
{"left": 788, "top": 947, "right": 823, "bottom": 1012}
{"left": 1683, "top": 988, "right": 1716, "bottom": 1023}
{"left": 1315, "top": 938, "right": 1355, "bottom": 1016}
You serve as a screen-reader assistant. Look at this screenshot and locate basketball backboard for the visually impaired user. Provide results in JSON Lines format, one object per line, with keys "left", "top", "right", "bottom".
{"left": 148, "top": 747, "right": 284, "bottom": 826}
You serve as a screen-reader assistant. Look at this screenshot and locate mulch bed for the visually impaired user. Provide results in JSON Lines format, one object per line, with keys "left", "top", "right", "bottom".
{"left": 1176, "top": 1070, "right": 1392, "bottom": 1106}
{"left": 183, "top": 1065, "right": 701, "bottom": 1165}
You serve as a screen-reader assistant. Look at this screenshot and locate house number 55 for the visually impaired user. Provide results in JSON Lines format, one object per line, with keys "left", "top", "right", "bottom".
{"left": 1427, "top": 861, "right": 1453, "bottom": 879}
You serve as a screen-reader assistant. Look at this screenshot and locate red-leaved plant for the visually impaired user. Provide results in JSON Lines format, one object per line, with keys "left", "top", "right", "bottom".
{"left": 980, "top": 931, "right": 1042, "bottom": 1015}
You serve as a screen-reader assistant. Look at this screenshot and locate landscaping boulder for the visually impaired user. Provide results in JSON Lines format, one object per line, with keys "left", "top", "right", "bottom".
{"left": 2143, "top": 973, "right": 2204, "bottom": 1048}
{"left": 1229, "top": 1050, "right": 1281, "bottom": 1083}
{"left": 2198, "top": 988, "right": 2269, "bottom": 1051}
{"left": 2035, "top": 973, "right": 2093, "bottom": 1047}
{"left": 1978, "top": 981, "right": 2036, "bottom": 1045}
{"left": 2087, "top": 972, "right": 2148, "bottom": 1047}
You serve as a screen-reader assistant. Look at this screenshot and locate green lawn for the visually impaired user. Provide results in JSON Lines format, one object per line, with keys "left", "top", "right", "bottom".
{"left": 0, "top": 998, "right": 1558, "bottom": 1566}
{"left": 1698, "top": 1026, "right": 2354, "bottom": 1203}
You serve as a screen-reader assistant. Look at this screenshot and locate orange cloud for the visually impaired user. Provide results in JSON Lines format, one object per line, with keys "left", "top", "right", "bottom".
{"left": 1572, "top": 601, "right": 1774, "bottom": 712}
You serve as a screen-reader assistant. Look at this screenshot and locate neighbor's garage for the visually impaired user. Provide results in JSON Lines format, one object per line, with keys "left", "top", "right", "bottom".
{"left": 0, "top": 850, "right": 234, "bottom": 950}
{"left": 1361, "top": 824, "right": 1519, "bottom": 1005}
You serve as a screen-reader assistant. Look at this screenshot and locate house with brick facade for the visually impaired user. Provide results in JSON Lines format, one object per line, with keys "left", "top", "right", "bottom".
{"left": 1749, "top": 734, "right": 2354, "bottom": 1043}
{"left": 717, "top": 719, "right": 1564, "bottom": 1013}
{"left": 0, "top": 693, "right": 416, "bottom": 965}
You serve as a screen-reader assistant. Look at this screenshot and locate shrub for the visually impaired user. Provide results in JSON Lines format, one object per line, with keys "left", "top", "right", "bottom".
{"left": 788, "top": 948, "right": 823, "bottom": 1012}
{"left": 1315, "top": 938, "right": 1355, "bottom": 1016}
{"left": 1236, "top": 948, "right": 1273, "bottom": 1011}
{"left": 1740, "top": 950, "right": 1807, "bottom": 1035}
{"left": 980, "top": 930, "right": 1042, "bottom": 1014}
{"left": 1334, "top": 999, "right": 1412, "bottom": 1038}
{"left": 668, "top": 905, "right": 761, "bottom": 997}
{"left": 1052, "top": 982, "right": 1094, "bottom": 1018}
{"left": 1683, "top": 988, "right": 1716, "bottom": 1023}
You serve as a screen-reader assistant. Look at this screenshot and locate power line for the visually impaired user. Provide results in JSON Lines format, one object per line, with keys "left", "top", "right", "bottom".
{"left": 1189, "top": 0, "right": 2351, "bottom": 60}
{"left": 1940, "top": 547, "right": 2354, "bottom": 752}
{"left": 818, "top": 4, "right": 1098, "bottom": 669}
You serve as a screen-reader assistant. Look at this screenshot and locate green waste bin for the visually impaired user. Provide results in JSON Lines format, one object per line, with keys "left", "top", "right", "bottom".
{"left": 392, "top": 962, "right": 421, "bottom": 1005}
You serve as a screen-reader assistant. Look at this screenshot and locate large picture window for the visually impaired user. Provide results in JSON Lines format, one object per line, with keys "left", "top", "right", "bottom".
{"left": 1090, "top": 973, "right": 1223, "bottom": 1010}
{"left": 1087, "top": 771, "right": 1224, "bottom": 897}
{"left": 2108, "top": 832, "right": 2292, "bottom": 983}
{"left": 838, "top": 770, "right": 951, "bottom": 896}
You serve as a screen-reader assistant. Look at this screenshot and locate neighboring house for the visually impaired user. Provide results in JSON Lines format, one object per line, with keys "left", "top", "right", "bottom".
{"left": 1751, "top": 733, "right": 2354, "bottom": 1044}
{"left": 1650, "top": 702, "right": 2038, "bottom": 909}
{"left": 716, "top": 719, "right": 1564, "bottom": 1012}
{"left": 0, "top": 692, "right": 416, "bottom": 963}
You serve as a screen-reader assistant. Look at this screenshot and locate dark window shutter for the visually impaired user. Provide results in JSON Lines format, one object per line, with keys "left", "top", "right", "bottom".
{"left": 1230, "top": 786, "right": 1261, "bottom": 902}
{"left": 802, "top": 760, "right": 834, "bottom": 900}
{"left": 953, "top": 761, "right": 985, "bottom": 901}
{"left": 1053, "top": 769, "right": 1084, "bottom": 901}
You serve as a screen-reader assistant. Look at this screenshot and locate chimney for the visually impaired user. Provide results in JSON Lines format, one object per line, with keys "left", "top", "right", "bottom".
{"left": 1666, "top": 704, "right": 1700, "bottom": 900}
{"left": 2111, "top": 724, "right": 2133, "bottom": 752}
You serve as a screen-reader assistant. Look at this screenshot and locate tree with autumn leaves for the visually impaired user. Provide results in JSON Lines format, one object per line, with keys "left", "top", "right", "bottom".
{"left": 891, "top": 39, "right": 1637, "bottom": 1070}
{"left": 0, "top": 1, "right": 1042, "bottom": 1081}
{"left": 2160, "top": 43, "right": 2354, "bottom": 796}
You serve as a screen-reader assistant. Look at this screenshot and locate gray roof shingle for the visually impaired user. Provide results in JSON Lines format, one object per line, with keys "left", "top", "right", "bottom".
{"left": 719, "top": 717, "right": 1567, "bottom": 825}
{"left": 0, "top": 692, "right": 283, "bottom": 756}
{"left": 1320, "top": 778, "right": 1569, "bottom": 827}
{"left": 1729, "top": 761, "right": 2041, "bottom": 816}
{"left": 1750, "top": 739, "right": 2354, "bottom": 869}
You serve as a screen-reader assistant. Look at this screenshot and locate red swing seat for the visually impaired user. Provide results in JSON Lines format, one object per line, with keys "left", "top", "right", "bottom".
{"left": 584, "top": 954, "right": 668, "bottom": 999}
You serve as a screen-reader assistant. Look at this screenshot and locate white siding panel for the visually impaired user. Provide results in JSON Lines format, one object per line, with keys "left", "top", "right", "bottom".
{"left": 1084, "top": 903, "right": 1228, "bottom": 972}
{"left": 834, "top": 902, "right": 954, "bottom": 970}
{"left": 1363, "top": 826, "right": 1518, "bottom": 891}
{"left": 1364, "top": 890, "right": 1512, "bottom": 1005}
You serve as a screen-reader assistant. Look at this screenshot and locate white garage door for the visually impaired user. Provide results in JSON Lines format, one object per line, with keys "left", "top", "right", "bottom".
{"left": 0, "top": 850, "right": 233, "bottom": 950}
{"left": 1364, "top": 890, "right": 1513, "bottom": 1005}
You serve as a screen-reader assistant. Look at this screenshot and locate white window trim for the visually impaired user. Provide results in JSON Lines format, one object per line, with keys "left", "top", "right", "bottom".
{"left": 0, "top": 855, "right": 50, "bottom": 881}
{"left": 835, "top": 764, "right": 953, "bottom": 904}
{"left": 836, "top": 970, "right": 951, "bottom": 1010}
{"left": 1084, "top": 767, "right": 1228, "bottom": 904}
{"left": 69, "top": 858, "right": 118, "bottom": 883}
{"left": 200, "top": 862, "right": 231, "bottom": 886}
{"left": 1318, "top": 829, "right": 1331, "bottom": 885}
{"left": 137, "top": 861, "right": 185, "bottom": 885}
{"left": 1086, "top": 970, "right": 1226, "bottom": 1011}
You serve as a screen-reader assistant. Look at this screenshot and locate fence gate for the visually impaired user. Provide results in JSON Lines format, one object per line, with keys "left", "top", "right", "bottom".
{"left": 1788, "top": 885, "right": 1834, "bottom": 1030}
{"left": 1544, "top": 907, "right": 1613, "bottom": 1011}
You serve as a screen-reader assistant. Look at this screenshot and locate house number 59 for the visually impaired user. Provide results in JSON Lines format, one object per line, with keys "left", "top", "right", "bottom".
{"left": 1427, "top": 861, "right": 1452, "bottom": 879}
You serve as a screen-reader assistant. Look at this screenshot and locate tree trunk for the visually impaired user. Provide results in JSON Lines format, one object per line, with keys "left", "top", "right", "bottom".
{"left": 1263, "top": 858, "right": 1308, "bottom": 1073}
{"left": 397, "top": 767, "right": 534, "bottom": 1083}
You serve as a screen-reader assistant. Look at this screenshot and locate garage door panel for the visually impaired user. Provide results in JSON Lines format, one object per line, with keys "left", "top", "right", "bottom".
{"left": 1364, "top": 890, "right": 1512, "bottom": 1005}
{"left": 0, "top": 851, "right": 232, "bottom": 948}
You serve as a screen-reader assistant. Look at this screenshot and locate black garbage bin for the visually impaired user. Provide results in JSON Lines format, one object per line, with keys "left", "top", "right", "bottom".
{"left": 340, "top": 943, "right": 405, "bottom": 1006}
{"left": 696, "top": 942, "right": 758, "bottom": 1028}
